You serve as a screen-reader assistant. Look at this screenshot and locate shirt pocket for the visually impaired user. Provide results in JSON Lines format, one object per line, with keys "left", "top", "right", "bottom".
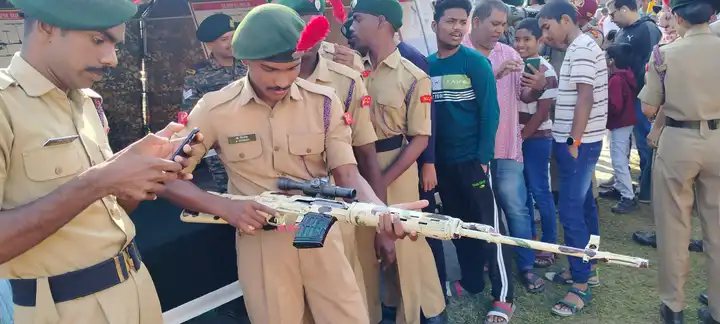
{"left": 23, "top": 144, "right": 83, "bottom": 182}
{"left": 287, "top": 133, "right": 325, "bottom": 157}
{"left": 374, "top": 94, "right": 406, "bottom": 135}
{"left": 220, "top": 136, "right": 264, "bottom": 163}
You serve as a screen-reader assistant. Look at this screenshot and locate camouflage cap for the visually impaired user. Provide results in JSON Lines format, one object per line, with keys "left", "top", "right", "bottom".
{"left": 277, "top": 0, "right": 326, "bottom": 16}
{"left": 197, "top": 13, "right": 237, "bottom": 43}
{"left": 232, "top": 4, "right": 306, "bottom": 62}
{"left": 10, "top": 0, "right": 137, "bottom": 30}
{"left": 351, "top": 0, "right": 403, "bottom": 30}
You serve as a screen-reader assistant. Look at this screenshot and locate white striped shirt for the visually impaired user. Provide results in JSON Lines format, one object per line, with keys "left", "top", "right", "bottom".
{"left": 552, "top": 34, "right": 608, "bottom": 144}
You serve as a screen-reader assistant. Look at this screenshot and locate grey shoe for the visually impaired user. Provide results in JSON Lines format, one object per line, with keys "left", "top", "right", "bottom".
{"left": 599, "top": 176, "right": 615, "bottom": 189}
{"left": 611, "top": 197, "right": 639, "bottom": 214}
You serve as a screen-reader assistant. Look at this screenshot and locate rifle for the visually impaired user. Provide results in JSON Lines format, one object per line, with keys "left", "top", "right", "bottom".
{"left": 180, "top": 178, "right": 650, "bottom": 268}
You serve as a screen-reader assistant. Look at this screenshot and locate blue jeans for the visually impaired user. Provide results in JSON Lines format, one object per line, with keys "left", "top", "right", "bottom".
{"left": 554, "top": 141, "right": 602, "bottom": 284}
{"left": 633, "top": 99, "right": 653, "bottom": 200}
{"left": 490, "top": 159, "right": 534, "bottom": 271}
{"left": 0, "top": 279, "right": 12, "bottom": 324}
{"left": 523, "top": 137, "right": 557, "bottom": 244}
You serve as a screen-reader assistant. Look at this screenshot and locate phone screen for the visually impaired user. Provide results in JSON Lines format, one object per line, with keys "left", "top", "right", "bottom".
{"left": 524, "top": 58, "right": 542, "bottom": 74}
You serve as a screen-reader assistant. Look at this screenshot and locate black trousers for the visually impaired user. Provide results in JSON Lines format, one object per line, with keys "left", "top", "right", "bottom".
{"left": 419, "top": 187, "right": 447, "bottom": 298}
{"left": 436, "top": 158, "right": 515, "bottom": 303}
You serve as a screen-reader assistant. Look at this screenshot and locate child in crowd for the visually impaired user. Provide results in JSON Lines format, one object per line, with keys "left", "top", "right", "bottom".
{"left": 514, "top": 18, "right": 559, "bottom": 268}
{"left": 605, "top": 43, "right": 637, "bottom": 214}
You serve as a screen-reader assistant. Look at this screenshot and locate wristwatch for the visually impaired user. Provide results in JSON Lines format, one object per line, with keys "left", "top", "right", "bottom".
{"left": 566, "top": 136, "right": 581, "bottom": 147}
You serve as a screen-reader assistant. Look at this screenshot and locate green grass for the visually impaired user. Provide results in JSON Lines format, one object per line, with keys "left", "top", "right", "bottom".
{"left": 446, "top": 148, "right": 708, "bottom": 324}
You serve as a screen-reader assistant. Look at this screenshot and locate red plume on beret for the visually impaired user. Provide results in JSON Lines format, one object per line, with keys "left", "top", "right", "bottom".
{"left": 328, "top": 0, "right": 347, "bottom": 24}
{"left": 296, "top": 15, "right": 330, "bottom": 53}
{"left": 662, "top": 0, "right": 670, "bottom": 7}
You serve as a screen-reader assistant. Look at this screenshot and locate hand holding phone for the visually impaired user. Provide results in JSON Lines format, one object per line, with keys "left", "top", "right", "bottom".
{"left": 170, "top": 127, "right": 200, "bottom": 161}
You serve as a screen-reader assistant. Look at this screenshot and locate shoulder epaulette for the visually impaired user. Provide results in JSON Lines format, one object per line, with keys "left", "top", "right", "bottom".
{"left": 295, "top": 77, "right": 337, "bottom": 100}
{"left": 0, "top": 70, "right": 17, "bottom": 90}
{"left": 201, "top": 79, "right": 245, "bottom": 111}
{"left": 399, "top": 57, "right": 429, "bottom": 81}
{"left": 326, "top": 59, "right": 363, "bottom": 83}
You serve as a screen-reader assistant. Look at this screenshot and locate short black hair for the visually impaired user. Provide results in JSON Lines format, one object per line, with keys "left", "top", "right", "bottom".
{"left": 516, "top": 18, "right": 542, "bottom": 38}
{"left": 472, "top": 0, "right": 509, "bottom": 22}
{"left": 537, "top": 0, "right": 578, "bottom": 24}
{"left": 434, "top": 0, "right": 473, "bottom": 22}
{"left": 606, "top": 43, "right": 633, "bottom": 69}
{"left": 610, "top": 0, "right": 638, "bottom": 11}
{"left": 674, "top": 2, "right": 715, "bottom": 25}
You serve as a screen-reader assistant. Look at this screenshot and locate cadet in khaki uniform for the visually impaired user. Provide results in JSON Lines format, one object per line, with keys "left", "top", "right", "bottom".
{"left": 278, "top": 0, "right": 389, "bottom": 316}
{"left": 638, "top": 0, "right": 720, "bottom": 322}
{"left": 350, "top": 1, "right": 446, "bottom": 323}
{"left": 161, "top": 5, "right": 418, "bottom": 324}
{"left": 0, "top": 0, "right": 202, "bottom": 323}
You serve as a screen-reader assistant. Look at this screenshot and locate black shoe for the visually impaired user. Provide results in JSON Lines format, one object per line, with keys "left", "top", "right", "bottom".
{"left": 633, "top": 231, "right": 657, "bottom": 248}
{"left": 698, "top": 308, "right": 720, "bottom": 324}
{"left": 611, "top": 197, "right": 639, "bottom": 214}
{"left": 689, "top": 240, "right": 704, "bottom": 253}
{"left": 599, "top": 187, "right": 623, "bottom": 200}
{"left": 699, "top": 292, "right": 709, "bottom": 306}
{"left": 660, "top": 304, "right": 684, "bottom": 324}
{"left": 422, "top": 310, "right": 448, "bottom": 324}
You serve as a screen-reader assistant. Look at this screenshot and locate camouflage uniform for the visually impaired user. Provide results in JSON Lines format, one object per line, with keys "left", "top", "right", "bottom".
{"left": 182, "top": 56, "right": 247, "bottom": 193}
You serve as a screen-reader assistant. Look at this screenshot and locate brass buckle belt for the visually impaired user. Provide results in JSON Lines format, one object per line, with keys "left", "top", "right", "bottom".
{"left": 10, "top": 241, "right": 142, "bottom": 307}
{"left": 666, "top": 117, "right": 719, "bottom": 130}
{"left": 375, "top": 135, "right": 404, "bottom": 153}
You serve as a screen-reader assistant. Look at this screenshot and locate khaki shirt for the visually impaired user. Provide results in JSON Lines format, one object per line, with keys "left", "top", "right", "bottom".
{"left": 639, "top": 27, "right": 720, "bottom": 121}
{"left": 364, "top": 49, "right": 432, "bottom": 141}
{"left": 711, "top": 21, "right": 720, "bottom": 37}
{"left": 318, "top": 41, "right": 365, "bottom": 74}
{"left": 183, "top": 77, "right": 356, "bottom": 195}
{"left": 0, "top": 54, "right": 133, "bottom": 278}
{"left": 306, "top": 55, "right": 377, "bottom": 147}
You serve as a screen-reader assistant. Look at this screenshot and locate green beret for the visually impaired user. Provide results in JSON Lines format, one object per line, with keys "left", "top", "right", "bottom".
{"left": 351, "top": 0, "right": 403, "bottom": 30}
{"left": 341, "top": 18, "right": 353, "bottom": 39}
{"left": 197, "top": 13, "right": 237, "bottom": 42}
{"left": 232, "top": 4, "right": 305, "bottom": 62}
{"left": 670, "top": 0, "right": 720, "bottom": 11}
{"left": 277, "top": 0, "right": 326, "bottom": 16}
{"left": 10, "top": 0, "right": 137, "bottom": 30}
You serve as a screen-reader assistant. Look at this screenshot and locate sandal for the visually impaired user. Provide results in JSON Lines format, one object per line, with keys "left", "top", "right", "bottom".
{"left": 484, "top": 301, "right": 515, "bottom": 324}
{"left": 551, "top": 286, "right": 592, "bottom": 317}
{"left": 521, "top": 270, "right": 545, "bottom": 293}
{"left": 545, "top": 268, "right": 601, "bottom": 287}
{"left": 534, "top": 252, "right": 556, "bottom": 268}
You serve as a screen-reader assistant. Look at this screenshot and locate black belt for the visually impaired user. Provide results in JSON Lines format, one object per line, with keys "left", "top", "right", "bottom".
{"left": 666, "top": 117, "right": 719, "bottom": 130}
{"left": 10, "top": 241, "right": 142, "bottom": 307}
{"left": 375, "top": 135, "right": 404, "bottom": 153}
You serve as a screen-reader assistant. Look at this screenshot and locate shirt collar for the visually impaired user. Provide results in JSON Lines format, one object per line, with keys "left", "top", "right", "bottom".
{"left": 8, "top": 52, "right": 57, "bottom": 97}
{"left": 684, "top": 25, "right": 711, "bottom": 38}
{"left": 307, "top": 55, "right": 333, "bottom": 84}
{"left": 237, "top": 77, "right": 303, "bottom": 107}
{"left": 378, "top": 49, "right": 401, "bottom": 70}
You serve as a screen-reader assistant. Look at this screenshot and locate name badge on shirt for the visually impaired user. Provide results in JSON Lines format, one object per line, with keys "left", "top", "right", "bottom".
{"left": 43, "top": 135, "right": 79, "bottom": 147}
{"left": 228, "top": 134, "right": 257, "bottom": 144}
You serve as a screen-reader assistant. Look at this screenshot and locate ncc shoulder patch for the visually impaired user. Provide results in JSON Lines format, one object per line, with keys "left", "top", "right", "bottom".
{"left": 361, "top": 95, "right": 371, "bottom": 107}
{"left": 361, "top": 70, "right": 371, "bottom": 78}
{"left": 420, "top": 95, "right": 432, "bottom": 103}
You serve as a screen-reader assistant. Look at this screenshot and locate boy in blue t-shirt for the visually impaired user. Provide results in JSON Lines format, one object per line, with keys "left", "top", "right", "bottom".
{"left": 428, "top": 0, "right": 516, "bottom": 322}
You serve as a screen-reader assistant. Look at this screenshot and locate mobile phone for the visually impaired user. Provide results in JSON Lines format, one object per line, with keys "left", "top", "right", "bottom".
{"left": 524, "top": 57, "right": 541, "bottom": 74}
{"left": 170, "top": 127, "right": 199, "bottom": 160}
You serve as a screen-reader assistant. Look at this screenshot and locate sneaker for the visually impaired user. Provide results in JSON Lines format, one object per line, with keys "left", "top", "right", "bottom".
{"left": 611, "top": 197, "right": 638, "bottom": 214}
{"left": 599, "top": 188, "right": 622, "bottom": 200}
{"left": 599, "top": 176, "right": 615, "bottom": 189}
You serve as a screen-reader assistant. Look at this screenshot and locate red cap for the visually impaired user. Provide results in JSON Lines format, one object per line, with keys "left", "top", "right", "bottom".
{"left": 571, "top": 0, "right": 598, "bottom": 20}
{"left": 177, "top": 111, "right": 189, "bottom": 126}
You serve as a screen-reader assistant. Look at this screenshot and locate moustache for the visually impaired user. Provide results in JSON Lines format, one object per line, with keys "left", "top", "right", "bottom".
{"left": 267, "top": 86, "right": 290, "bottom": 92}
{"left": 85, "top": 66, "right": 113, "bottom": 76}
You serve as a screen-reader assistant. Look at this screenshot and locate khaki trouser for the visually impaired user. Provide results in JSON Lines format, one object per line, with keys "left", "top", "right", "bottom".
{"left": 237, "top": 227, "right": 368, "bottom": 324}
{"left": 365, "top": 146, "right": 445, "bottom": 324}
{"left": 654, "top": 126, "right": 720, "bottom": 319}
{"left": 13, "top": 264, "right": 162, "bottom": 324}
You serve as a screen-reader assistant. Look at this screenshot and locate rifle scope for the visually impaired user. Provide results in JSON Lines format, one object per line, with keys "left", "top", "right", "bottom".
{"left": 278, "top": 178, "right": 357, "bottom": 199}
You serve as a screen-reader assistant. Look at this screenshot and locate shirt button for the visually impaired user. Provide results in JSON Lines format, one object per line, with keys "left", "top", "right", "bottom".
{"left": 306, "top": 148, "right": 311, "bottom": 153}
{"left": 239, "top": 153, "right": 245, "bottom": 158}
{"left": 54, "top": 167, "right": 62, "bottom": 175}
{"left": 274, "top": 146, "right": 280, "bottom": 151}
